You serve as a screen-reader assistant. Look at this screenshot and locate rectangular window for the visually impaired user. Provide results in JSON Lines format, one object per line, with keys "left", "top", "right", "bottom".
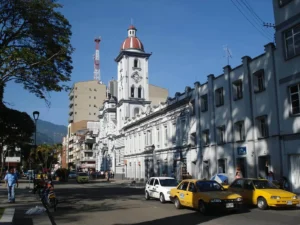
{"left": 157, "top": 128, "right": 160, "bottom": 148}
{"left": 181, "top": 119, "right": 186, "bottom": 142}
{"left": 202, "top": 130, "right": 210, "bottom": 146}
{"left": 144, "top": 132, "right": 147, "bottom": 146}
{"left": 217, "top": 126, "right": 225, "bottom": 144}
{"left": 218, "top": 159, "right": 226, "bottom": 173}
{"left": 201, "top": 94, "right": 208, "bottom": 112}
{"left": 253, "top": 70, "right": 265, "bottom": 93}
{"left": 256, "top": 116, "right": 269, "bottom": 138}
{"left": 235, "top": 121, "right": 245, "bottom": 141}
{"left": 147, "top": 130, "right": 152, "bottom": 145}
{"left": 284, "top": 24, "right": 300, "bottom": 59}
{"left": 290, "top": 84, "right": 300, "bottom": 115}
{"left": 215, "top": 88, "right": 224, "bottom": 107}
{"left": 172, "top": 123, "right": 176, "bottom": 143}
{"left": 233, "top": 80, "right": 243, "bottom": 100}
{"left": 190, "top": 99, "right": 195, "bottom": 115}
{"left": 164, "top": 126, "right": 168, "bottom": 146}
{"left": 279, "top": 0, "right": 293, "bottom": 7}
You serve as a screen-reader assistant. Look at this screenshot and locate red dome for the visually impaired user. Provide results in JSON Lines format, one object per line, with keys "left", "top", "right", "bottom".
{"left": 128, "top": 25, "right": 137, "bottom": 30}
{"left": 121, "top": 37, "right": 144, "bottom": 52}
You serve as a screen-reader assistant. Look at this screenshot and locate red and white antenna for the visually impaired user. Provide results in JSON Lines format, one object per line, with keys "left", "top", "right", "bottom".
{"left": 93, "top": 37, "right": 101, "bottom": 82}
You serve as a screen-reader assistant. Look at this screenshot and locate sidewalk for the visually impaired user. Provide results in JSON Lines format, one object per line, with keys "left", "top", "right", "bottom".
{"left": 0, "top": 183, "right": 53, "bottom": 225}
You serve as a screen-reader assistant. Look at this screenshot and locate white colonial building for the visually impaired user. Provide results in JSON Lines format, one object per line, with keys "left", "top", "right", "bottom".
{"left": 94, "top": 25, "right": 279, "bottom": 182}
{"left": 93, "top": 0, "right": 300, "bottom": 192}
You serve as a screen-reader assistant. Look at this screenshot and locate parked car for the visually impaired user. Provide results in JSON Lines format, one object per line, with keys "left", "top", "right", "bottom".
{"left": 145, "top": 177, "right": 178, "bottom": 203}
{"left": 76, "top": 172, "right": 89, "bottom": 183}
{"left": 68, "top": 171, "right": 77, "bottom": 179}
{"left": 169, "top": 179, "right": 243, "bottom": 214}
{"left": 228, "top": 178, "right": 299, "bottom": 210}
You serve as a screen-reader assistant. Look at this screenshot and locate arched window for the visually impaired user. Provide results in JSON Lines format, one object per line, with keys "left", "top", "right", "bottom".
{"left": 134, "top": 108, "right": 139, "bottom": 117}
{"left": 131, "top": 85, "right": 135, "bottom": 97}
{"left": 134, "top": 59, "right": 138, "bottom": 68}
{"left": 138, "top": 86, "right": 142, "bottom": 98}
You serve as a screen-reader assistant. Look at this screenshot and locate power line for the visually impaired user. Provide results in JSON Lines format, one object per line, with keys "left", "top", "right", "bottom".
{"left": 239, "top": 0, "right": 274, "bottom": 37}
{"left": 230, "top": 0, "right": 273, "bottom": 41}
{"left": 234, "top": 0, "right": 273, "bottom": 39}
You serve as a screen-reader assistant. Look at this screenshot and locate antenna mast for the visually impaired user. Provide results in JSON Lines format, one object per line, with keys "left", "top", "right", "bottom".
{"left": 94, "top": 37, "right": 102, "bottom": 83}
{"left": 223, "top": 45, "right": 232, "bottom": 66}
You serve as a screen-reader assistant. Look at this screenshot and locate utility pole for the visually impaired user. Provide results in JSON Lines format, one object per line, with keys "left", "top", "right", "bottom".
{"left": 263, "top": 23, "right": 276, "bottom": 43}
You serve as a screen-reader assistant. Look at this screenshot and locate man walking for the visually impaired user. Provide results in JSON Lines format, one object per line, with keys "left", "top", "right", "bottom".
{"left": 4, "top": 168, "right": 19, "bottom": 203}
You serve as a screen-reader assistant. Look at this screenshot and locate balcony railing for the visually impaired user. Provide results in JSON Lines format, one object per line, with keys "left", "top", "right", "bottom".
{"left": 80, "top": 157, "right": 95, "bottom": 162}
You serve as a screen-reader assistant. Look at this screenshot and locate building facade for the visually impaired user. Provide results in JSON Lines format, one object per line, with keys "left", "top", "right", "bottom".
{"left": 273, "top": 0, "right": 300, "bottom": 193}
{"left": 92, "top": 0, "right": 300, "bottom": 192}
{"left": 68, "top": 80, "right": 107, "bottom": 124}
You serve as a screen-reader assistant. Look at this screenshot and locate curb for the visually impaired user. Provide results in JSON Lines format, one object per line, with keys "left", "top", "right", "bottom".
{"left": 0, "top": 208, "right": 15, "bottom": 225}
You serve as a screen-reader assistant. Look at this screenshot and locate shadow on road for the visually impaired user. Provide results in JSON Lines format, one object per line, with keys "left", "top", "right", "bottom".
{"left": 111, "top": 211, "right": 237, "bottom": 225}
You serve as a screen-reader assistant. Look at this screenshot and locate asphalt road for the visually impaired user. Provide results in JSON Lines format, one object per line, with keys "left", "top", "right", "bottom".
{"left": 2, "top": 180, "right": 300, "bottom": 225}
{"left": 53, "top": 180, "right": 300, "bottom": 225}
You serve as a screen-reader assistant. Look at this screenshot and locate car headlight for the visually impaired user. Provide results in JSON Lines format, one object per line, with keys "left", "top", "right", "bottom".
{"left": 236, "top": 197, "right": 243, "bottom": 202}
{"left": 270, "top": 196, "right": 281, "bottom": 200}
{"left": 167, "top": 191, "right": 170, "bottom": 194}
{"left": 292, "top": 196, "right": 298, "bottom": 200}
{"left": 210, "top": 199, "right": 222, "bottom": 203}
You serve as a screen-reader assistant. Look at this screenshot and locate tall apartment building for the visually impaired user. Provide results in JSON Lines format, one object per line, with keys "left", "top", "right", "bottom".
{"left": 68, "top": 80, "right": 107, "bottom": 124}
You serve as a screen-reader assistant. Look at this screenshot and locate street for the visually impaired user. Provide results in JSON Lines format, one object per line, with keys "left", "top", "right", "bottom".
{"left": 1, "top": 180, "right": 300, "bottom": 225}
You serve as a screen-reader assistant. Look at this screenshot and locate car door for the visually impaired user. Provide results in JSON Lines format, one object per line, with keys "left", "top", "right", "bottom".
{"left": 186, "top": 182, "right": 197, "bottom": 208}
{"left": 243, "top": 180, "right": 255, "bottom": 204}
{"left": 176, "top": 181, "right": 189, "bottom": 206}
{"left": 229, "top": 179, "right": 245, "bottom": 197}
{"left": 153, "top": 179, "right": 160, "bottom": 199}
{"left": 146, "top": 178, "right": 155, "bottom": 197}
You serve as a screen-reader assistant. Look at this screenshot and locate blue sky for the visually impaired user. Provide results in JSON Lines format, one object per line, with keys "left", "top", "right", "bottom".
{"left": 4, "top": 0, "right": 275, "bottom": 126}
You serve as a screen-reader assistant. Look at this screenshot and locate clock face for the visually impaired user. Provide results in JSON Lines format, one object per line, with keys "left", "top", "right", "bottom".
{"left": 131, "top": 72, "right": 142, "bottom": 83}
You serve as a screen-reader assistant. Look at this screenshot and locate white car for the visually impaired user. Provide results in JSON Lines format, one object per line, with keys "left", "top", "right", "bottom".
{"left": 145, "top": 177, "right": 178, "bottom": 203}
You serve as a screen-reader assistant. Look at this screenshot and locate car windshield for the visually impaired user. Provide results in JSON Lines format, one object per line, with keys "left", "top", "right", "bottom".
{"left": 78, "top": 173, "right": 88, "bottom": 176}
{"left": 253, "top": 180, "right": 278, "bottom": 189}
{"left": 196, "top": 180, "right": 224, "bottom": 192}
{"left": 159, "top": 179, "right": 178, "bottom": 187}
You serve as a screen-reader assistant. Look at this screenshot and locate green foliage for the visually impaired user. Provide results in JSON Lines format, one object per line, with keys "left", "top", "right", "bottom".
{"left": 0, "top": 106, "right": 35, "bottom": 147}
{"left": 34, "top": 143, "right": 61, "bottom": 168}
{"left": 0, "top": 0, "right": 74, "bottom": 104}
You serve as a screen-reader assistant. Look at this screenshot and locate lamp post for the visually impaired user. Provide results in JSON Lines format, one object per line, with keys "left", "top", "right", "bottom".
{"left": 31, "top": 111, "right": 39, "bottom": 189}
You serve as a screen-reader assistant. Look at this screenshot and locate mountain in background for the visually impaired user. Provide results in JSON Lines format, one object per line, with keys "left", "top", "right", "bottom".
{"left": 35, "top": 120, "right": 67, "bottom": 145}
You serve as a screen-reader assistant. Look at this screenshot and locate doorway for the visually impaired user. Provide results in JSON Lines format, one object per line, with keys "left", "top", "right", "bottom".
{"left": 203, "top": 160, "right": 210, "bottom": 179}
{"left": 290, "top": 155, "right": 300, "bottom": 193}
{"left": 236, "top": 157, "right": 247, "bottom": 178}
{"left": 258, "top": 156, "right": 270, "bottom": 179}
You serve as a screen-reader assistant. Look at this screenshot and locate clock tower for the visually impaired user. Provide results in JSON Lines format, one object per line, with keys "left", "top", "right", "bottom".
{"left": 115, "top": 25, "right": 152, "bottom": 130}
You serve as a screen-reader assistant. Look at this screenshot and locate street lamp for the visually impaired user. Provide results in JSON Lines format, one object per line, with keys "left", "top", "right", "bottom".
{"left": 33, "top": 111, "right": 40, "bottom": 148}
{"left": 30, "top": 111, "right": 39, "bottom": 190}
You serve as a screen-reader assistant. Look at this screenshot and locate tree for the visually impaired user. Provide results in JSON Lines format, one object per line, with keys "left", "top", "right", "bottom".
{"left": 0, "top": 107, "right": 35, "bottom": 147}
{"left": 0, "top": 0, "right": 74, "bottom": 105}
{"left": 36, "top": 144, "right": 53, "bottom": 169}
{"left": 0, "top": 107, "right": 34, "bottom": 175}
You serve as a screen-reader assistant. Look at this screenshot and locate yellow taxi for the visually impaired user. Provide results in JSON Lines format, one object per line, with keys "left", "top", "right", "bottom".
{"left": 169, "top": 179, "right": 243, "bottom": 214}
{"left": 228, "top": 178, "right": 299, "bottom": 210}
{"left": 76, "top": 172, "right": 89, "bottom": 183}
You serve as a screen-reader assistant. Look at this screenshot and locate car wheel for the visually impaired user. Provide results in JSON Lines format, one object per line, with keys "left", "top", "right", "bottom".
{"left": 198, "top": 200, "right": 207, "bottom": 215}
{"left": 159, "top": 193, "right": 165, "bottom": 203}
{"left": 174, "top": 197, "right": 182, "bottom": 209}
{"left": 257, "top": 197, "right": 268, "bottom": 210}
{"left": 145, "top": 191, "right": 150, "bottom": 200}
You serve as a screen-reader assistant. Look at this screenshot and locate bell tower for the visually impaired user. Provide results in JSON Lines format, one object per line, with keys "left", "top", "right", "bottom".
{"left": 115, "top": 25, "right": 152, "bottom": 130}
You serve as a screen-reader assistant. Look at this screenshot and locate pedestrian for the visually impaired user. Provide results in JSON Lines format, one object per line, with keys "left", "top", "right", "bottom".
{"left": 4, "top": 168, "right": 19, "bottom": 203}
